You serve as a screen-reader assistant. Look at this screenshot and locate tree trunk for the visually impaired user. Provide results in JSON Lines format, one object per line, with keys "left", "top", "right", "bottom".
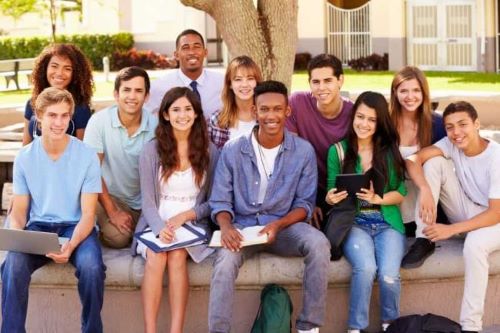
{"left": 180, "top": 0, "right": 298, "bottom": 89}
{"left": 49, "top": 0, "right": 57, "bottom": 42}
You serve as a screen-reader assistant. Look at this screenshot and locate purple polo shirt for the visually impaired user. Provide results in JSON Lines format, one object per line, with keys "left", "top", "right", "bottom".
{"left": 286, "top": 91, "right": 354, "bottom": 192}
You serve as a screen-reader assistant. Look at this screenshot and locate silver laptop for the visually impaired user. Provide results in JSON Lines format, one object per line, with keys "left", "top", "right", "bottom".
{"left": 0, "top": 228, "right": 68, "bottom": 255}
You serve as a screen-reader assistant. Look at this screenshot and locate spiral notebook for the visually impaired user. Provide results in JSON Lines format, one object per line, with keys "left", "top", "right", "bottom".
{"left": 134, "top": 222, "right": 208, "bottom": 253}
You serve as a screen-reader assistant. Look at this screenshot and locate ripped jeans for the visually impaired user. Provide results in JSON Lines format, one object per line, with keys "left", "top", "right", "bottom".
{"left": 343, "top": 211, "right": 406, "bottom": 329}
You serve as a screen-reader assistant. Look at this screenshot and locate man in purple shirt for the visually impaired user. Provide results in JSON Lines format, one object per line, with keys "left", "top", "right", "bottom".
{"left": 286, "top": 54, "right": 354, "bottom": 226}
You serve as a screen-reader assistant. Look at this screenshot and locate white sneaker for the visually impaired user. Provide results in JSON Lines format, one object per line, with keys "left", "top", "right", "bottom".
{"left": 347, "top": 330, "right": 361, "bottom": 333}
{"left": 297, "top": 328, "right": 319, "bottom": 333}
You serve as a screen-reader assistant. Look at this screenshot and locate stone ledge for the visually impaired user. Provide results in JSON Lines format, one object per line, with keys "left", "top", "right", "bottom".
{"left": 1, "top": 239, "right": 500, "bottom": 333}
{"left": 1, "top": 238, "right": 499, "bottom": 289}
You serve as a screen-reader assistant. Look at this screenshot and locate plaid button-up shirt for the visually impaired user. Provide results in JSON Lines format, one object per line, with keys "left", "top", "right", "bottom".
{"left": 207, "top": 110, "right": 231, "bottom": 149}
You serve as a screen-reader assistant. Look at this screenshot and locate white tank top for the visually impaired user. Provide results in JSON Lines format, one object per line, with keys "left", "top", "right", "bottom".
{"left": 158, "top": 167, "right": 200, "bottom": 220}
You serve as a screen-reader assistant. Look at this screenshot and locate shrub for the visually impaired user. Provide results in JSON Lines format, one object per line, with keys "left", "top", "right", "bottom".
{"left": 348, "top": 53, "right": 388, "bottom": 71}
{"left": 294, "top": 52, "right": 312, "bottom": 71}
{"left": 0, "top": 33, "right": 134, "bottom": 70}
{"left": 111, "top": 48, "right": 173, "bottom": 70}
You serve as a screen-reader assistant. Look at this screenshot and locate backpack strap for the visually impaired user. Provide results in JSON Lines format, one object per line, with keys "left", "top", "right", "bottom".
{"left": 334, "top": 142, "right": 345, "bottom": 165}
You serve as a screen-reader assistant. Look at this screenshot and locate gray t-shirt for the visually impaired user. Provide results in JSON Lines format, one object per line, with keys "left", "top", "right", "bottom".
{"left": 434, "top": 137, "right": 500, "bottom": 206}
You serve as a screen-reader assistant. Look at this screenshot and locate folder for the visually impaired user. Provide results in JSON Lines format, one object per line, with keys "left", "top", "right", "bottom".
{"left": 134, "top": 222, "right": 208, "bottom": 253}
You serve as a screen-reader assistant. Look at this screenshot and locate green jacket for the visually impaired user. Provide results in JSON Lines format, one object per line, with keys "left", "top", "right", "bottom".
{"left": 326, "top": 139, "right": 407, "bottom": 234}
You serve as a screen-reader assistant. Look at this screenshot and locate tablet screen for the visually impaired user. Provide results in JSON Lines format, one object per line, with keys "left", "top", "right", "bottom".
{"left": 335, "top": 173, "right": 370, "bottom": 196}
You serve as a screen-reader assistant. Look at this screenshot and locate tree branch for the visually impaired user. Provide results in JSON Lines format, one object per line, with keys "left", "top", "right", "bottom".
{"left": 180, "top": 0, "right": 298, "bottom": 88}
{"left": 180, "top": 0, "right": 214, "bottom": 15}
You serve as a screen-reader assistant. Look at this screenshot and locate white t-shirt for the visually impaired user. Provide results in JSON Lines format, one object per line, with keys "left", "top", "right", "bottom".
{"left": 251, "top": 134, "right": 281, "bottom": 204}
{"left": 434, "top": 137, "right": 500, "bottom": 206}
{"left": 145, "top": 68, "right": 224, "bottom": 119}
{"left": 399, "top": 145, "right": 419, "bottom": 159}
{"left": 229, "top": 119, "right": 256, "bottom": 141}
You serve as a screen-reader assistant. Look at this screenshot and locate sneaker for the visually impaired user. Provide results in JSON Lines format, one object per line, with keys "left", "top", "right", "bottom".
{"left": 401, "top": 238, "right": 435, "bottom": 269}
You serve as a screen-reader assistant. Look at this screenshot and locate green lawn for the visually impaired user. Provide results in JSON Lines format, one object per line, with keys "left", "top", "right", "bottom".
{"left": 292, "top": 69, "right": 500, "bottom": 92}
{"left": 2, "top": 69, "right": 499, "bottom": 106}
{"left": 0, "top": 80, "right": 116, "bottom": 105}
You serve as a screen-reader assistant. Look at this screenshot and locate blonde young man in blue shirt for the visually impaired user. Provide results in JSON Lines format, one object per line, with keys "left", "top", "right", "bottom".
{"left": 1, "top": 87, "right": 104, "bottom": 333}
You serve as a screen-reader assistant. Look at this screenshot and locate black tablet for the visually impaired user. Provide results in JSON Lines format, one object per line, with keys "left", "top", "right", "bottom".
{"left": 335, "top": 173, "right": 370, "bottom": 196}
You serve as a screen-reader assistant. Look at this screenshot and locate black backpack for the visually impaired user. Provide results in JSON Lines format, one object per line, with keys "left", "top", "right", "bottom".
{"left": 386, "top": 313, "right": 461, "bottom": 333}
{"left": 251, "top": 284, "right": 293, "bottom": 333}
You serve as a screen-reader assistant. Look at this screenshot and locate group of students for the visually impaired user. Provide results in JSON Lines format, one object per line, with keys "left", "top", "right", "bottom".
{"left": 0, "top": 28, "right": 498, "bottom": 333}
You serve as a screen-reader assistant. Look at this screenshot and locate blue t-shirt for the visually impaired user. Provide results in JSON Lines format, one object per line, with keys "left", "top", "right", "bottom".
{"left": 83, "top": 105, "right": 157, "bottom": 210}
{"left": 13, "top": 136, "right": 102, "bottom": 225}
{"left": 24, "top": 99, "right": 91, "bottom": 139}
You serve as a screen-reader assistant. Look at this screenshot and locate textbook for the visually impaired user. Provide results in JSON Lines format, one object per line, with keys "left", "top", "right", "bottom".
{"left": 134, "top": 222, "right": 207, "bottom": 253}
{"left": 209, "top": 225, "right": 269, "bottom": 247}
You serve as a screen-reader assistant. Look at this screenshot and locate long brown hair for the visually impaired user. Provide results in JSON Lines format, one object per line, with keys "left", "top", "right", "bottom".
{"left": 218, "top": 55, "right": 262, "bottom": 129}
{"left": 31, "top": 43, "right": 94, "bottom": 108}
{"left": 344, "top": 92, "right": 406, "bottom": 185}
{"left": 156, "top": 87, "right": 209, "bottom": 187}
{"left": 390, "top": 66, "right": 432, "bottom": 147}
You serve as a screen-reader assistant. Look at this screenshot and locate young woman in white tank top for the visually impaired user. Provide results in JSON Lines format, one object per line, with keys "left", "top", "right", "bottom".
{"left": 138, "top": 87, "right": 213, "bottom": 333}
{"left": 390, "top": 66, "right": 446, "bottom": 226}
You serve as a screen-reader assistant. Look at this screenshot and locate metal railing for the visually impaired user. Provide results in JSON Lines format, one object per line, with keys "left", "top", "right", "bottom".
{"left": 326, "top": 2, "right": 372, "bottom": 65}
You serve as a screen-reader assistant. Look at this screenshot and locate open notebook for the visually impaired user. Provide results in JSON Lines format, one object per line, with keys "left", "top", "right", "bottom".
{"left": 134, "top": 222, "right": 207, "bottom": 253}
{"left": 209, "top": 225, "right": 269, "bottom": 247}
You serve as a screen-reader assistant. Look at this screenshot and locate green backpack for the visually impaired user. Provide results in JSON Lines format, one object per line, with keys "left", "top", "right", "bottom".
{"left": 251, "top": 284, "right": 293, "bottom": 333}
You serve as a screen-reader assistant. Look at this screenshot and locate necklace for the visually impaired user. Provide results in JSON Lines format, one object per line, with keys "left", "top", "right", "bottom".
{"left": 255, "top": 131, "right": 281, "bottom": 179}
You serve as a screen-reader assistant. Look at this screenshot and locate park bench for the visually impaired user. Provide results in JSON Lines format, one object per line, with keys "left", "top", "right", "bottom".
{"left": 0, "top": 58, "right": 36, "bottom": 90}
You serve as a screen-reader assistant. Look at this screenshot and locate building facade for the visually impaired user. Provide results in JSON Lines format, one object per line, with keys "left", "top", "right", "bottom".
{"left": 1, "top": 0, "right": 498, "bottom": 72}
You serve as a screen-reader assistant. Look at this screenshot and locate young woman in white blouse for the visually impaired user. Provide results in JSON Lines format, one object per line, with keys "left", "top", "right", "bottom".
{"left": 133, "top": 87, "right": 218, "bottom": 333}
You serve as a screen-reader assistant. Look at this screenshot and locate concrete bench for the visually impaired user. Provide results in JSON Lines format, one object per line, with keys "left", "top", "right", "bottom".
{"left": 0, "top": 58, "right": 36, "bottom": 90}
{"left": 0, "top": 239, "right": 500, "bottom": 332}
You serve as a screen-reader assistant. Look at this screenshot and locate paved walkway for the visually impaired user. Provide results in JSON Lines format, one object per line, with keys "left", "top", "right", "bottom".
{"left": 483, "top": 325, "right": 500, "bottom": 332}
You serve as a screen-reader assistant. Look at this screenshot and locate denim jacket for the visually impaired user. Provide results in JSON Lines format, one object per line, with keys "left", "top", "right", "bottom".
{"left": 209, "top": 128, "right": 318, "bottom": 227}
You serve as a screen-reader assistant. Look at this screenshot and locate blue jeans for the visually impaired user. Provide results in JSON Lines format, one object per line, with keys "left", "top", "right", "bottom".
{"left": 343, "top": 215, "right": 405, "bottom": 330}
{"left": 208, "top": 222, "right": 331, "bottom": 333}
{"left": 1, "top": 223, "right": 106, "bottom": 333}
